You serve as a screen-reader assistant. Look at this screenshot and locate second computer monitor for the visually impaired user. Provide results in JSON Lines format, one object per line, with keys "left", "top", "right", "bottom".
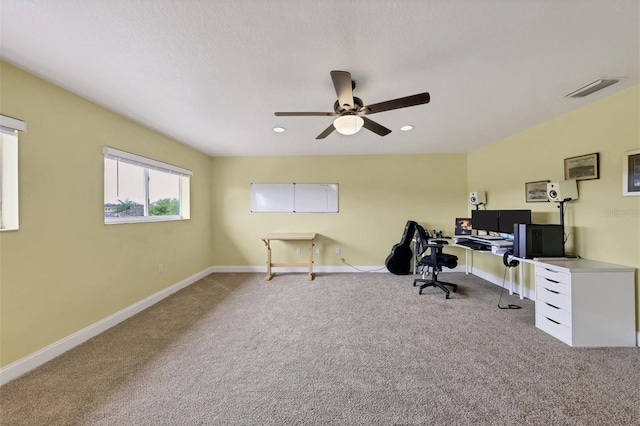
{"left": 498, "top": 209, "right": 532, "bottom": 234}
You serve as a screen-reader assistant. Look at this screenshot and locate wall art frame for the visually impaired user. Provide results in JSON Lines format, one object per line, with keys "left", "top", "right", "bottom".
{"left": 622, "top": 149, "right": 640, "bottom": 196}
{"left": 564, "top": 152, "right": 599, "bottom": 181}
{"left": 525, "top": 180, "right": 550, "bottom": 202}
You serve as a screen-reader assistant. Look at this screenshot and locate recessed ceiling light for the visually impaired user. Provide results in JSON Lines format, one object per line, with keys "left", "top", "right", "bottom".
{"left": 400, "top": 125, "right": 414, "bottom": 131}
{"left": 273, "top": 127, "right": 286, "bottom": 133}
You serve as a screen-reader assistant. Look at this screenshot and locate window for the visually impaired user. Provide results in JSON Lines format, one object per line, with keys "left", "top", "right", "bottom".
{"left": 0, "top": 133, "right": 19, "bottom": 230}
{"left": 0, "top": 114, "right": 26, "bottom": 231}
{"left": 103, "top": 147, "right": 192, "bottom": 224}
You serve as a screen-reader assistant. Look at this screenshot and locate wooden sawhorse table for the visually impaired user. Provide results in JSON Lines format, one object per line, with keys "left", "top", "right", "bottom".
{"left": 261, "top": 233, "right": 316, "bottom": 281}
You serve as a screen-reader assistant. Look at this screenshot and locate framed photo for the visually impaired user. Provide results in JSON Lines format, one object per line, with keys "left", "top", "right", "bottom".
{"left": 525, "top": 180, "right": 550, "bottom": 202}
{"left": 622, "top": 149, "right": 640, "bottom": 196}
{"left": 564, "top": 153, "right": 599, "bottom": 180}
{"left": 455, "top": 217, "right": 472, "bottom": 235}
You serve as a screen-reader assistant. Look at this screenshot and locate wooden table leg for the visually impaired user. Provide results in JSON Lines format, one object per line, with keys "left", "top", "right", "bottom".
{"left": 308, "top": 239, "right": 315, "bottom": 280}
{"left": 264, "top": 239, "right": 274, "bottom": 280}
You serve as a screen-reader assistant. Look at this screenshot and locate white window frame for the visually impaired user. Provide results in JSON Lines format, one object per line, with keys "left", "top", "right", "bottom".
{"left": 0, "top": 114, "right": 26, "bottom": 232}
{"left": 103, "top": 147, "right": 192, "bottom": 224}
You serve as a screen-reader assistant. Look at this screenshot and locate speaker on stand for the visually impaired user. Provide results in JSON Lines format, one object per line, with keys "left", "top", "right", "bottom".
{"left": 547, "top": 180, "right": 579, "bottom": 249}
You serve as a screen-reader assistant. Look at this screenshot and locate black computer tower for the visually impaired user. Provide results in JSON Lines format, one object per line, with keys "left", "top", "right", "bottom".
{"left": 513, "top": 224, "right": 565, "bottom": 259}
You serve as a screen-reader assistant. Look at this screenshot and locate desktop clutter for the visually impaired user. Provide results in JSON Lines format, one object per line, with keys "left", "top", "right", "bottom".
{"left": 461, "top": 182, "right": 579, "bottom": 260}
{"left": 455, "top": 209, "right": 567, "bottom": 260}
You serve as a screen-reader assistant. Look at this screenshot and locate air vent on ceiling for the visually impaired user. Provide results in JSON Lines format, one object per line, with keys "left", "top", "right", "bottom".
{"left": 565, "top": 79, "right": 619, "bottom": 98}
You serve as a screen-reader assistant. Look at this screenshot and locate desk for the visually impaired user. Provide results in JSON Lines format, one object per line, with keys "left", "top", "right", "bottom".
{"left": 452, "top": 243, "right": 521, "bottom": 299}
{"left": 261, "top": 233, "right": 316, "bottom": 281}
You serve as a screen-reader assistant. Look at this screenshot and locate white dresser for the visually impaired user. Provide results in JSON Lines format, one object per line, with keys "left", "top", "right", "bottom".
{"left": 534, "top": 259, "right": 636, "bottom": 347}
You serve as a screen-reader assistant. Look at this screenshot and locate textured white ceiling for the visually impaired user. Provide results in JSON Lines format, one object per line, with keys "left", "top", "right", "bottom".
{"left": 1, "top": 1, "right": 638, "bottom": 157}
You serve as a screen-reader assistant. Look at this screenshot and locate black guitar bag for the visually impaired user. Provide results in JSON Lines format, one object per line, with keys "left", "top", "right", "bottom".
{"left": 385, "top": 220, "right": 417, "bottom": 275}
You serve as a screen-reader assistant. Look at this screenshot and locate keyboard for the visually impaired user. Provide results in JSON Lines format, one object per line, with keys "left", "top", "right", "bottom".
{"left": 455, "top": 240, "right": 491, "bottom": 251}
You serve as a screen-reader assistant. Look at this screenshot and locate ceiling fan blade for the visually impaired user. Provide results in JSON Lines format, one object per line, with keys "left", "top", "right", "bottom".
{"left": 363, "top": 92, "right": 430, "bottom": 115}
{"left": 330, "top": 70, "right": 354, "bottom": 110}
{"left": 362, "top": 116, "right": 392, "bottom": 136}
{"left": 275, "top": 112, "right": 336, "bottom": 116}
{"left": 316, "top": 123, "right": 336, "bottom": 139}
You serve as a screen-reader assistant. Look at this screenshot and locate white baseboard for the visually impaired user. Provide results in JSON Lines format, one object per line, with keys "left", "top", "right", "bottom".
{"left": 0, "top": 266, "right": 215, "bottom": 386}
{"left": 210, "top": 265, "right": 468, "bottom": 274}
{"left": 210, "top": 265, "right": 390, "bottom": 273}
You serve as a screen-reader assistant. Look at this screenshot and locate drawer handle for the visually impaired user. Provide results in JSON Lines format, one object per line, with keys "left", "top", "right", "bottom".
{"left": 545, "top": 302, "right": 560, "bottom": 310}
{"left": 545, "top": 278, "right": 560, "bottom": 284}
{"left": 546, "top": 317, "right": 560, "bottom": 325}
{"left": 544, "top": 287, "right": 559, "bottom": 294}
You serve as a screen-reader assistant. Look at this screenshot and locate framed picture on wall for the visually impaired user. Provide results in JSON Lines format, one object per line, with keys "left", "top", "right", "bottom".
{"left": 564, "top": 153, "right": 599, "bottom": 180}
{"left": 622, "top": 149, "right": 640, "bottom": 196}
{"left": 525, "top": 180, "right": 550, "bottom": 202}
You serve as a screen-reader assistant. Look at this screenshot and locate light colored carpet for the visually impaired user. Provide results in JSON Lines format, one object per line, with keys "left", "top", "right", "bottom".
{"left": 1, "top": 272, "right": 639, "bottom": 425}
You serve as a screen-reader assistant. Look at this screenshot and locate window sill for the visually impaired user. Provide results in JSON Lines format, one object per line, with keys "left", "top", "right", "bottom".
{"left": 104, "top": 216, "right": 187, "bottom": 225}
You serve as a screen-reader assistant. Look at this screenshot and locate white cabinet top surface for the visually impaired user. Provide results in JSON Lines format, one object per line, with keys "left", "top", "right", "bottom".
{"left": 536, "top": 258, "right": 634, "bottom": 273}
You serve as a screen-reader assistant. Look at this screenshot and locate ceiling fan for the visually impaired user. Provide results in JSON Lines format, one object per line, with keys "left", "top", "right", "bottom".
{"left": 274, "top": 70, "right": 430, "bottom": 140}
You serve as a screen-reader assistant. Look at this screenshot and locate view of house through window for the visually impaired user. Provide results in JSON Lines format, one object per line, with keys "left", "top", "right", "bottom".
{"left": 103, "top": 147, "right": 191, "bottom": 223}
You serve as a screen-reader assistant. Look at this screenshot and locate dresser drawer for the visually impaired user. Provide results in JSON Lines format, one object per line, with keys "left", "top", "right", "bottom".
{"left": 535, "top": 275, "right": 569, "bottom": 295}
{"left": 536, "top": 285, "right": 571, "bottom": 311}
{"left": 536, "top": 266, "right": 570, "bottom": 285}
{"left": 536, "top": 314, "right": 570, "bottom": 344}
{"left": 536, "top": 300, "right": 571, "bottom": 327}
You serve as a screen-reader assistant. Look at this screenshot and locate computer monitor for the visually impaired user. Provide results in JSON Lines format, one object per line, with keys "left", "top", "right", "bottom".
{"left": 471, "top": 210, "right": 499, "bottom": 233}
{"left": 455, "top": 218, "right": 473, "bottom": 235}
{"left": 498, "top": 209, "right": 532, "bottom": 234}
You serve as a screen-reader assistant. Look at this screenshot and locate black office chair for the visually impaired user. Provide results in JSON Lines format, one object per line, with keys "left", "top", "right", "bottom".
{"left": 413, "top": 224, "right": 459, "bottom": 298}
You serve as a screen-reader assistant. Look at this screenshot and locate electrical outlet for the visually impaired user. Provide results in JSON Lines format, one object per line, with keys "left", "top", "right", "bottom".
{"left": 158, "top": 263, "right": 164, "bottom": 273}
{"left": 315, "top": 248, "right": 320, "bottom": 254}
{"left": 296, "top": 247, "right": 301, "bottom": 254}
{"left": 335, "top": 247, "right": 341, "bottom": 254}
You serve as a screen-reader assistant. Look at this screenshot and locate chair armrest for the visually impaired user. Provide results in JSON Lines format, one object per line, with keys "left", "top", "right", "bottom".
{"left": 430, "top": 239, "right": 449, "bottom": 245}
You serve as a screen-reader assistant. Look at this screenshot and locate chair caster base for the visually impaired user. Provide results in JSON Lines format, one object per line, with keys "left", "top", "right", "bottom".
{"left": 415, "top": 278, "right": 457, "bottom": 299}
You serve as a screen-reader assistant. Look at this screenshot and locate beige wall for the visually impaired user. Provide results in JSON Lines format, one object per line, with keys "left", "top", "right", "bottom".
{"left": 468, "top": 85, "right": 640, "bottom": 328}
{"left": 210, "top": 155, "right": 469, "bottom": 267}
{"left": 0, "top": 63, "right": 213, "bottom": 367}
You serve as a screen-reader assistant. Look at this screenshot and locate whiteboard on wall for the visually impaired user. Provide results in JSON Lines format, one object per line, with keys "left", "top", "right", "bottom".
{"left": 251, "top": 183, "right": 339, "bottom": 213}
{"left": 294, "top": 183, "right": 339, "bottom": 212}
{"left": 251, "top": 183, "right": 295, "bottom": 212}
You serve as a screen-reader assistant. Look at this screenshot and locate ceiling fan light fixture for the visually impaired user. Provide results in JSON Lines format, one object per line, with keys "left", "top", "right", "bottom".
{"left": 333, "top": 115, "right": 364, "bottom": 135}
